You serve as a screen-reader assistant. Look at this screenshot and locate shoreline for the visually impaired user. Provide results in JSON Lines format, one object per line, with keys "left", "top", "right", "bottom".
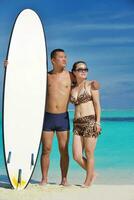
{"left": 0, "top": 183, "right": 134, "bottom": 200}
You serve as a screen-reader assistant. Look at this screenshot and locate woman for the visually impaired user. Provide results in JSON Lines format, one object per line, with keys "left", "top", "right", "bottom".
{"left": 70, "top": 61, "right": 101, "bottom": 187}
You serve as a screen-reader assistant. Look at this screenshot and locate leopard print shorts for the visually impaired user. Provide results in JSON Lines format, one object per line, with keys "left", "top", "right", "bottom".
{"left": 73, "top": 115, "right": 101, "bottom": 137}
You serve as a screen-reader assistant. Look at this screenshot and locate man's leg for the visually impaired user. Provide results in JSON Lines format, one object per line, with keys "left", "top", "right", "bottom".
{"left": 56, "top": 131, "right": 69, "bottom": 186}
{"left": 40, "top": 131, "right": 54, "bottom": 185}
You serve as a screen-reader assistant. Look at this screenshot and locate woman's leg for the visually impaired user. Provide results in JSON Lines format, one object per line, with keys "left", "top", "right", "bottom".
{"left": 83, "top": 137, "right": 97, "bottom": 186}
{"left": 73, "top": 135, "right": 87, "bottom": 169}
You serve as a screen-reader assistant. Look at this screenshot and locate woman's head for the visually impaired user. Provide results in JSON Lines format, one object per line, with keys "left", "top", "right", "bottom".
{"left": 72, "top": 61, "right": 88, "bottom": 81}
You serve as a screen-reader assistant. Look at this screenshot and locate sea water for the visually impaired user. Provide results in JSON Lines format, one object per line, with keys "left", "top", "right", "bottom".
{"left": 0, "top": 110, "right": 134, "bottom": 185}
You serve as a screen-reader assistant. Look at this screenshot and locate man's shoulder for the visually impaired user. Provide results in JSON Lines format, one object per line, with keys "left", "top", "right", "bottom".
{"left": 47, "top": 70, "right": 69, "bottom": 78}
{"left": 48, "top": 69, "right": 68, "bottom": 74}
{"left": 61, "top": 69, "right": 71, "bottom": 77}
{"left": 63, "top": 69, "right": 70, "bottom": 75}
{"left": 48, "top": 70, "right": 53, "bottom": 75}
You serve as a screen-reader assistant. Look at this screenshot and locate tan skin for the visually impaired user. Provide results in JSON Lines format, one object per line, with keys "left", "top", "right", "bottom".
{"left": 40, "top": 51, "right": 74, "bottom": 186}
{"left": 71, "top": 63, "right": 101, "bottom": 187}
{"left": 4, "top": 52, "right": 75, "bottom": 186}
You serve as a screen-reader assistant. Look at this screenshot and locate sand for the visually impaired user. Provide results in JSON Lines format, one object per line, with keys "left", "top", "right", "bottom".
{"left": 0, "top": 183, "right": 134, "bottom": 200}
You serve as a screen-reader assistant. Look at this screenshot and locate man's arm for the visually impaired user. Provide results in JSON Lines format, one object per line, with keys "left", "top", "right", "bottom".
{"left": 69, "top": 71, "right": 76, "bottom": 86}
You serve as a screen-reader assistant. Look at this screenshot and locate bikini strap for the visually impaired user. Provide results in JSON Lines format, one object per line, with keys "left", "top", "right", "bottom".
{"left": 84, "top": 80, "right": 86, "bottom": 90}
{"left": 84, "top": 80, "right": 91, "bottom": 91}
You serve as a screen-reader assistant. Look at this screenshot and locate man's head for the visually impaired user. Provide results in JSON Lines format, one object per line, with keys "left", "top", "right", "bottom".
{"left": 51, "top": 49, "right": 67, "bottom": 70}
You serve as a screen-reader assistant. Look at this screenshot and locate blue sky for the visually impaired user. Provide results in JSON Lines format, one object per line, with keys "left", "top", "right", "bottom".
{"left": 0, "top": 0, "right": 134, "bottom": 110}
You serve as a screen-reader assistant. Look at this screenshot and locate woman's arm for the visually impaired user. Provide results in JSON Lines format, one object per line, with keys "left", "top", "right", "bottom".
{"left": 92, "top": 90, "right": 101, "bottom": 123}
{"left": 91, "top": 81, "right": 101, "bottom": 131}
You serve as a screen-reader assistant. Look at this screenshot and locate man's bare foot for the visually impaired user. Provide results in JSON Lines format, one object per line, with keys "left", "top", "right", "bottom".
{"left": 60, "top": 182, "right": 70, "bottom": 186}
{"left": 39, "top": 179, "right": 48, "bottom": 186}
{"left": 60, "top": 178, "right": 70, "bottom": 186}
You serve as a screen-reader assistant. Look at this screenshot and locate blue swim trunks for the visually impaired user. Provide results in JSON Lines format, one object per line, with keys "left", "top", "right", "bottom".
{"left": 43, "top": 112, "right": 70, "bottom": 132}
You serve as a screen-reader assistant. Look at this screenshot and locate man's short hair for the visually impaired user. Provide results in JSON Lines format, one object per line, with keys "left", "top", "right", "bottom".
{"left": 50, "top": 49, "right": 65, "bottom": 59}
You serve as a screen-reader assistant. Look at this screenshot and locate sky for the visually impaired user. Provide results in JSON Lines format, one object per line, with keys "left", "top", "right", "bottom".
{"left": 0, "top": 0, "right": 134, "bottom": 110}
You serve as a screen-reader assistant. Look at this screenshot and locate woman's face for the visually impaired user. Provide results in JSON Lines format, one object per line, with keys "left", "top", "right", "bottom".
{"left": 74, "top": 63, "right": 88, "bottom": 80}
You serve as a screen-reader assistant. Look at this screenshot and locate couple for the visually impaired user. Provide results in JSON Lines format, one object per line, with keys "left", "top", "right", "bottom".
{"left": 40, "top": 48, "right": 101, "bottom": 187}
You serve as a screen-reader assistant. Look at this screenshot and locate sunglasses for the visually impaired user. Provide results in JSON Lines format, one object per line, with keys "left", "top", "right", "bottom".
{"left": 75, "top": 68, "right": 88, "bottom": 73}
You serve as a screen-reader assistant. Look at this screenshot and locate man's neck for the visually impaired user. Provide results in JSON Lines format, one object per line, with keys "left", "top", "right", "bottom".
{"left": 52, "top": 67, "right": 65, "bottom": 74}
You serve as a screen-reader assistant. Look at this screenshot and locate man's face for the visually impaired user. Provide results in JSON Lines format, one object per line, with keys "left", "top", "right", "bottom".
{"left": 51, "top": 51, "right": 67, "bottom": 69}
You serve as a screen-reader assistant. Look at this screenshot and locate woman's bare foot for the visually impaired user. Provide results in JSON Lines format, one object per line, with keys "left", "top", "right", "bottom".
{"left": 82, "top": 172, "right": 98, "bottom": 187}
{"left": 91, "top": 172, "right": 97, "bottom": 184}
{"left": 81, "top": 184, "right": 90, "bottom": 188}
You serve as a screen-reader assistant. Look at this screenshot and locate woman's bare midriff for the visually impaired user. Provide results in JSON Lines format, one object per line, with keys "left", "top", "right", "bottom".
{"left": 74, "top": 101, "right": 95, "bottom": 119}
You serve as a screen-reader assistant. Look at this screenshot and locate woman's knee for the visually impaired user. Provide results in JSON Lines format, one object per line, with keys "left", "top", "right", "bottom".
{"left": 73, "top": 152, "right": 82, "bottom": 162}
{"left": 85, "top": 150, "right": 94, "bottom": 159}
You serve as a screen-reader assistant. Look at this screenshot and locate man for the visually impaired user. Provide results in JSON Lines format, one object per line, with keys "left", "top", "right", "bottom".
{"left": 40, "top": 49, "right": 75, "bottom": 186}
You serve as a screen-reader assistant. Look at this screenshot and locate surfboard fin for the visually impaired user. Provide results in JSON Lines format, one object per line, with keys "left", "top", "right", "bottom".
{"left": 31, "top": 153, "right": 34, "bottom": 166}
{"left": 17, "top": 169, "right": 22, "bottom": 186}
{"left": 7, "top": 151, "right": 11, "bottom": 164}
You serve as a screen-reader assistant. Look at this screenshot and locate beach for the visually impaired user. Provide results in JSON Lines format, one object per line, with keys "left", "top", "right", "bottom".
{"left": 0, "top": 183, "right": 134, "bottom": 200}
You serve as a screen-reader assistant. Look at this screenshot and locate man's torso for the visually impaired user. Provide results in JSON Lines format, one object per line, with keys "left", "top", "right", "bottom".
{"left": 46, "top": 70, "right": 72, "bottom": 113}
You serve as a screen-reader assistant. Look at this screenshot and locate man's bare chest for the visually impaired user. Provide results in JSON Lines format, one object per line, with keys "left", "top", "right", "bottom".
{"left": 47, "top": 75, "right": 71, "bottom": 90}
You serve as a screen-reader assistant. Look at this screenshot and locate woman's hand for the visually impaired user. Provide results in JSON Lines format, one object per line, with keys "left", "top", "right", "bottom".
{"left": 96, "top": 124, "right": 102, "bottom": 133}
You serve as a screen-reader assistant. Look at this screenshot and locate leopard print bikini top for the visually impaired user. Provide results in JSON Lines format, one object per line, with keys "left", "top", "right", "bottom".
{"left": 70, "top": 81, "right": 92, "bottom": 105}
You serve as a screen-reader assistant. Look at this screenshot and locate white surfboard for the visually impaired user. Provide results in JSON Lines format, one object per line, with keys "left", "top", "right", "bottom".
{"left": 2, "top": 9, "right": 47, "bottom": 190}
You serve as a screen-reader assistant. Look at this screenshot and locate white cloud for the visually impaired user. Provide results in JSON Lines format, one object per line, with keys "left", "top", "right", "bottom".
{"left": 73, "top": 23, "right": 134, "bottom": 31}
{"left": 48, "top": 22, "right": 134, "bottom": 32}
{"left": 48, "top": 36, "right": 134, "bottom": 48}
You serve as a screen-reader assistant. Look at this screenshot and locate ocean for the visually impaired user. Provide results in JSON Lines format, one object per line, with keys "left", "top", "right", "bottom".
{"left": 0, "top": 110, "right": 134, "bottom": 185}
